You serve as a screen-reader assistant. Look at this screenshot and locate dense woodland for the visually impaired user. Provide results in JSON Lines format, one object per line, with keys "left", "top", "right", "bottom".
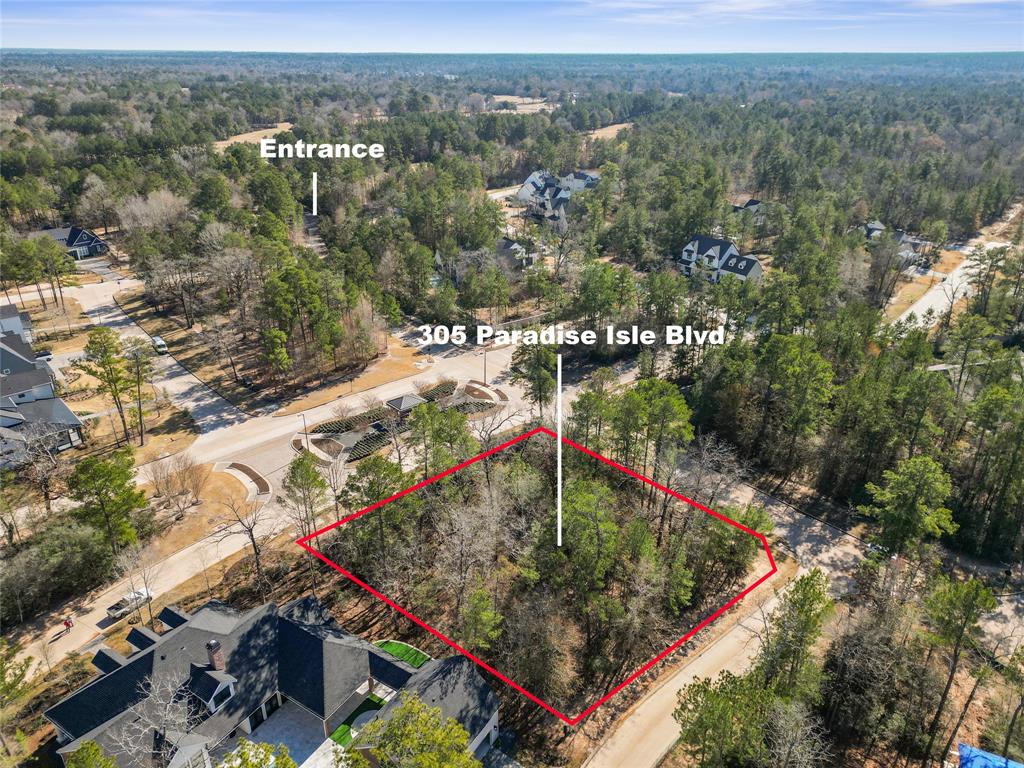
{"left": 312, "top": 386, "right": 769, "bottom": 722}
{"left": 1, "top": 51, "right": 1023, "bottom": 767}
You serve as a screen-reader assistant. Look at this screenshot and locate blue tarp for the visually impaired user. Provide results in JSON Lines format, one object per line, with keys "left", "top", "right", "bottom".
{"left": 958, "top": 744, "right": 1024, "bottom": 768}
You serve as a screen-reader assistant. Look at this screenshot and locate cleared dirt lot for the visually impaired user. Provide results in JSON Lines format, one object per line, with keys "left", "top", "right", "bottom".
{"left": 275, "top": 334, "right": 430, "bottom": 416}
{"left": 587, "top": 122, "right": 633, "bottom": 140}
{"left": 489, "top": 95, "right": 556, "bottom": 113}
{"left": 213, "top": 122, "right": 293, "bottom": 152}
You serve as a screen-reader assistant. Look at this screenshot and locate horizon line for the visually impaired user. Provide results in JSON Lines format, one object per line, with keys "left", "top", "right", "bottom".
{"left": 3, "top": 47, "right": 1023, "bottom": 56}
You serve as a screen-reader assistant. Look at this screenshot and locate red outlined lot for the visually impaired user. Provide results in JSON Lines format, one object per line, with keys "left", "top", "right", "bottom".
{"left": 296, "top": 426, "right": 777, "bottom": 725}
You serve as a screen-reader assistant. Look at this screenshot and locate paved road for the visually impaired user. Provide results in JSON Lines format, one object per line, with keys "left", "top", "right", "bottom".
{"left": 8, "top": 264, "right": 1021, "bottom": 747}
{"left": 897, "top": 201, "right": 1022, "bottom": 324}
{"left": 580, "top": 478, "right": 1022, "bottom": 768}
{"left": 6, "top": 263, "right": 246, "bottom": 435}
{"left": 12, "top": 333, "right": 528, "bottom": 674}
{"left": 583, "top": 589, "right": 784, "bottom": 768}
{"left": 15, "top": 501, "right": 290, "bottom": 677}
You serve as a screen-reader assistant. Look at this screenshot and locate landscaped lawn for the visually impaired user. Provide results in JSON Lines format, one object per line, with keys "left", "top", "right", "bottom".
{"left": 329, "top": 694, "right": 386, "bottom": 747}
{"left": 374, "top": 640, "right": 430, "bottom": 668}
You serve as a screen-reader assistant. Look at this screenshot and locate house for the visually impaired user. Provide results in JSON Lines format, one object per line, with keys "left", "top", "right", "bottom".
{"left": 435, "top": 238, "right": 538, "bottom": 288}
{"left": 0, "top": 329, "right": 83, "bottom": 467}
{"left": 515, "top": 170, "right": 598, "bottom": 231}
{"left": 731, "top": 198, "right": 765, "bottom": 221}
{"left": 27, "top": 226, "right": 109, "bottom": 260}
{"left": 0, "top": 304, "right": 33, "bottom": 343}
{"left": 495, "top": 237, "right": 537, "bottom": 273}
{"left": 863, "top": 220, "right": 886, "bottom": 240}
{"left": 44, "top": 597, "right": 501, "bottom": 768}
{"left": 676, "top": 235, "right": 764, "bottom": 283}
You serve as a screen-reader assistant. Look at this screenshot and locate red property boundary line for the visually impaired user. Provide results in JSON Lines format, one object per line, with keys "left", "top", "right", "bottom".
{"left": 296, "top": 426, "right": 778, "bottom": 726}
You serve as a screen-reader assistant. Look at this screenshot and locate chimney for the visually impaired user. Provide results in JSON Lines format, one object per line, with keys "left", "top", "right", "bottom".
{"left": 206, "top": 639, "right": 225, "bottom": 671}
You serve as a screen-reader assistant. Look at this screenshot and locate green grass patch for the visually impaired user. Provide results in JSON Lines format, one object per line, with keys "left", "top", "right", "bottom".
{"left": 329, "top": 694, "right": 386, "bottom": 746}
{"left": 375, "top": 640, "right": 430, "bottom": 668}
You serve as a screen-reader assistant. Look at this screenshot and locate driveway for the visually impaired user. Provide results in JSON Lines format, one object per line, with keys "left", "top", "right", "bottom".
{"left": 245, "top": 700, "right": 337, "bottom": 767}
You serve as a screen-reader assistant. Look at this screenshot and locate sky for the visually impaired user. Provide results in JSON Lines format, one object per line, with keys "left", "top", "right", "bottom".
{"left": 1, "top": 0, "right": 1022, "bottom": 54}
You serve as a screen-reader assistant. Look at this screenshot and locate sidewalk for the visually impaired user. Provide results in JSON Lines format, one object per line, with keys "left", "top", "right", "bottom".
{"left": 14, "top": 503, "right": 289, "bottom": 677}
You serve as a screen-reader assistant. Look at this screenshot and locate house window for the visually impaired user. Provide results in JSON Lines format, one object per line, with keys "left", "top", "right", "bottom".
{"left": 210, "top": 685, "right": 233, "bottom": 712}
{"left": 264, "top": 693, "right": 281, "bottom": 717}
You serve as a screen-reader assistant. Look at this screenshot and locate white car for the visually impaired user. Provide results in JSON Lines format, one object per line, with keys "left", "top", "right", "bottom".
{"left": 106, "top": 589, "right": 153, "bottom": 620}
{"left": 151, "top": 336, "right": 169, "bottom": 354}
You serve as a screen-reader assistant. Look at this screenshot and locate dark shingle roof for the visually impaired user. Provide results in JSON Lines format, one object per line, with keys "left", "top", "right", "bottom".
{"left": 126, "top": 626, "right": 161, "bottom": 652}
{"left": 158, "top": 605, "right": 191, "bottom": 630}
{"left": 277, "top": 596, "right": 415, "bottom": 719}
{"left": 91, "top": 648, "right": 129, "bottom": 675}
{"left": 718, "top": 254, "right": 762, "bottom": 277}
{"left": 377, "top": 656, "right": 498, "bottom": 739}
{"left": 27, "top": 226, "right": 106, "bottom": 251}
{"left": 1, "top": 368, "right": 50, "bottom": 395}
{"left": 686, "top": 235, "right": 736, "bottom": 256}
{"left": 1, "top": 331, "right": 38, "bottom": 363}
{"left": 386, "top": 393, "right": 427, "bottom": 412}
{"left": 187, "top": 668, "right": 236, "bottom": 702}
{"left": 46, "top": 596, "right": 495, "bottom": 767}
{"left": 45, "top": 601, "right": 277, "bottom": 744}
{"left": 8, "top": 397, "right": 82, "bottom": 427}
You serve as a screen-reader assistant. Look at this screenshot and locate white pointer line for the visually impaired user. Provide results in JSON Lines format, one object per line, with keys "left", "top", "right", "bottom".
{"left": 312, "top": 172, "right": 318, "bottom": 216}
{"left": 556, "top": 352, "right": 562, "bottom": 547}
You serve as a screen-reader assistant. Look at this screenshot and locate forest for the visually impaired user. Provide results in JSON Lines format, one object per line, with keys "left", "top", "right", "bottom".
{"left": 1, "top": 50, "right": 1022, "bottom": 767}
{"left": 312, "top": 387, "right": 771, "bottom": 722}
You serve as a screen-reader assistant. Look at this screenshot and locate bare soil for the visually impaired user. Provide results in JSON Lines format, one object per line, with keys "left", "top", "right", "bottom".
{"left": 213, "top": 122, "right": 293, "bottom": 152}
{"left": 275, "top": 335, "right": 431, "bottom": 416}
{"left": 587, "top": 122, "right": 633, "bottom": 141}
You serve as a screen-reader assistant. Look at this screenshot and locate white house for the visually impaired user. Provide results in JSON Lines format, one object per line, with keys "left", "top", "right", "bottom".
{"left": 516, "top": 170, "right": 598, "bottom": 231}
{"left": 678, "top": 235, "right": 763, "bottom": 282}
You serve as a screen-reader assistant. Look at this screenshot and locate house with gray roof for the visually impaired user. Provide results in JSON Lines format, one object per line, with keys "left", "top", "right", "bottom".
{"left": 515, "top": 170, "right": 598, "bottom": 232}
{"left": 45, "top": 596, "right": 500, "bottom": 768}
{"left": 0, "top": 327, "right": 83, "bottom": 467}
{"left": 677, "top": 235, "right": 764, "bottom": 283}
{"left": 0, "top": 304, "right": 33, "bottom": 343}
{"left": 27, "top": 225, "right": 109, "bottom": 260}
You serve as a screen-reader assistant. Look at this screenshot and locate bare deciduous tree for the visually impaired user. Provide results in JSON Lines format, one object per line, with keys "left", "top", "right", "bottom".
{"left": 116, "top": 542, "right": 162, "bottom": 626}
{"left": 108, "top": 674, "right": 200, "bottom": 768}
{"left": 164, "top": 454, "right": 211, "bottom": 519}
{"left": 213, "top": 498, "right": 273, "bottom": 597}
{"left": 764, "top": 700, "right": 832, "bottom": 768}
{"left": 144, "top": 459, "right": 175, "bottom": 500}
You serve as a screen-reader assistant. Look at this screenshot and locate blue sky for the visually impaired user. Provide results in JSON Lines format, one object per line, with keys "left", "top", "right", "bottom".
{"left": 2, "top": 0, "right": 1022, "bottom": 53}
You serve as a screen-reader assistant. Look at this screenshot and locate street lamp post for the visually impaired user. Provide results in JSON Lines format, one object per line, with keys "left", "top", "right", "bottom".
{"left": 300, "top": 413, "right": 310, "bottom": 452}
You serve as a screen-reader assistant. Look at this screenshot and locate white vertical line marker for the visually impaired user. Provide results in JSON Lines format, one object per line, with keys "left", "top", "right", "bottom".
{"left": 556, "top": 352, "right": 563, "bottom": 547}
{"left": 312, "top": 172, "right": 318, "bottom": 216}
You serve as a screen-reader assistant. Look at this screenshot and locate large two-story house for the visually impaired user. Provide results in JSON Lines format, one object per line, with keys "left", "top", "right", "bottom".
{"left": 45, "top": 597, "right": 500, "bottom": 768}
{"left": 27, "top": 226, "right": 109, "bottom": 260}
{"left": 0, "top": 322, "right": 83, "bottom": 467}
{"left": 677, "top": 235, "right": 764, "bottom": 282}
{"left": 515, "top": 170, "right": 598, "bottom": 231}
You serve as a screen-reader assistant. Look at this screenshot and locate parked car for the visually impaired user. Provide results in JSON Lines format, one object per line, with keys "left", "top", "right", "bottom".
{"left": 106, "top": 589, "right": 153, "bottom": 620}
{"left": 151, "top": 336, "right": 169, "bottom": 354}
{"left": 34, "top": 348, "right": 53, "bottom": 362}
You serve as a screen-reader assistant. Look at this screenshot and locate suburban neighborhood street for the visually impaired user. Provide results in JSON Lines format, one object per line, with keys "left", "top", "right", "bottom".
{"left": 6, "top": 253, "right": 1023, "bottom": 762}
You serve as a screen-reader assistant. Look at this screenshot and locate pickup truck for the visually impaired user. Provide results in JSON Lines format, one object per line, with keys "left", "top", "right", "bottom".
{"left": 106, "top": 588, "right": 153, "bottom": 620}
